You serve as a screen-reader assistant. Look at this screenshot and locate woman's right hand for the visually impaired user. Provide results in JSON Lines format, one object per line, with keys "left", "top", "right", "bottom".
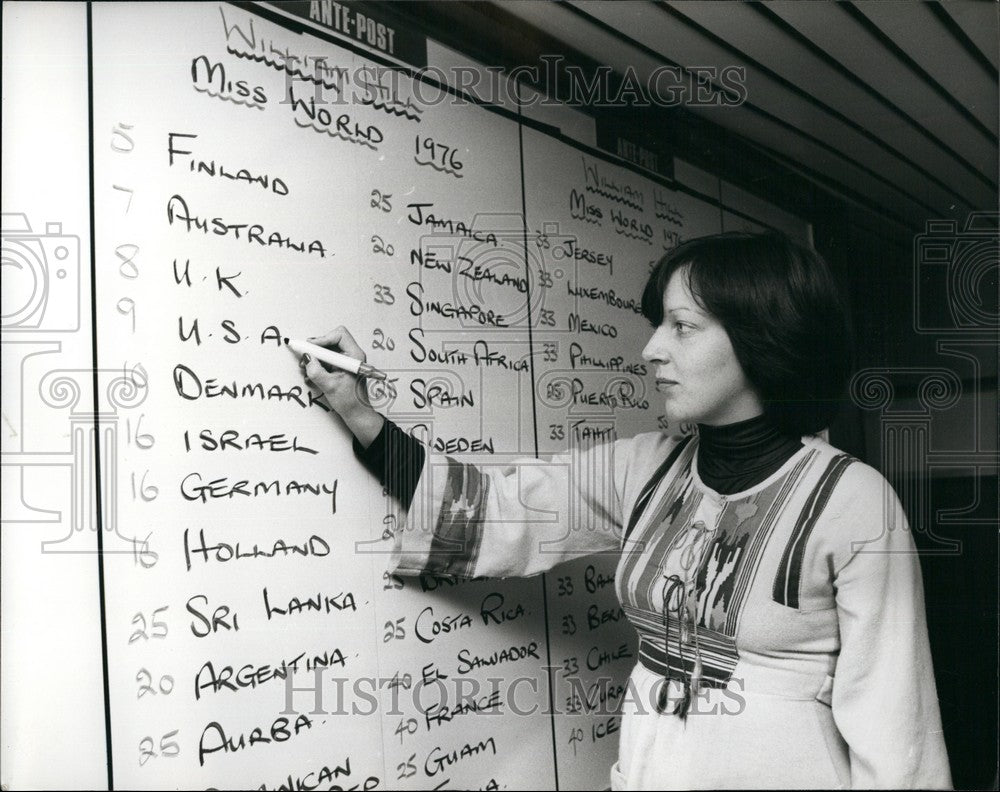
{"left": 300, "top": 326, "right": 385, "bottom": 447}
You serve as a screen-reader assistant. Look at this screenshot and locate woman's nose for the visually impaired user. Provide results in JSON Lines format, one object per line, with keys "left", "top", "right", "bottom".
{"left": 642, "top": 326, "right": 668, "bottom": 363}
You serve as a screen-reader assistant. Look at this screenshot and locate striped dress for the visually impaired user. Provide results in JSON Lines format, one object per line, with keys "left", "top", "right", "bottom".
{"left": 391, "top": 431, "right": 952, "bottom": 789}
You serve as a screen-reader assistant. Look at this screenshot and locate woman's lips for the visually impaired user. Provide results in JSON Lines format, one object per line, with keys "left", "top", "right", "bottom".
{"left": 656, "top": 378, "right": 678, "bottom": 390}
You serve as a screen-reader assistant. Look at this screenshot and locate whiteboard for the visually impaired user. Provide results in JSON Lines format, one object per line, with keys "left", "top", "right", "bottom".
{"left": 91, "top": 3, "right": 556, "bottom": 788}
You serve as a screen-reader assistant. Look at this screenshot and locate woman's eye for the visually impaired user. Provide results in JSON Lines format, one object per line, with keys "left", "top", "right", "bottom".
{"left": 674, "top": 322, "right": 693, "bottom": 335}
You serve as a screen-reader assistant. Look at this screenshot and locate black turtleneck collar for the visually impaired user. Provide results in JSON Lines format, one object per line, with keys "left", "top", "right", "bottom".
{"left": 696, "top": 413, "right": 803, "bottom": 496}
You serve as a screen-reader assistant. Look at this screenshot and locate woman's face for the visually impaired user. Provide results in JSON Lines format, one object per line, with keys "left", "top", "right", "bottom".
{"left": 642, "top": 265, "right": 763, "bottom": 427}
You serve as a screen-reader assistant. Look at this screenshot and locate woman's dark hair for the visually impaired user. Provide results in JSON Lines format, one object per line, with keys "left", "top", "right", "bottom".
{"left": 641, "top": 231, "right": 853, "bottom": 436}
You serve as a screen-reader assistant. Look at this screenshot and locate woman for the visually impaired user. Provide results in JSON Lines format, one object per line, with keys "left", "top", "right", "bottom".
{"left": 301, "top": 232, "right": 951, "bottom": 789}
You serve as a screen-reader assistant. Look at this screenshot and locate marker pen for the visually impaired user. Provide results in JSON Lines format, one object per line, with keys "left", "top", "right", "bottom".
{"left": 284, "top": 337, "right": 388, "bottom": 380}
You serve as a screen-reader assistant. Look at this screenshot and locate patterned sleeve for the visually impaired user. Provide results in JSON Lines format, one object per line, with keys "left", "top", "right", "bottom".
{"left": 828, "top": 463, "right": 952, "bottom": 789}
{"left": 386, "top": 431, "right": 669, "bottom": 580}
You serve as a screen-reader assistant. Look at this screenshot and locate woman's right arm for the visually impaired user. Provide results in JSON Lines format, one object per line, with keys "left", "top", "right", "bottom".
{"left": 389, "top": 432, "right": 631, "bottom": 579}
{"left": 301, "top": 327, "right": 641, "bottom": 579}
